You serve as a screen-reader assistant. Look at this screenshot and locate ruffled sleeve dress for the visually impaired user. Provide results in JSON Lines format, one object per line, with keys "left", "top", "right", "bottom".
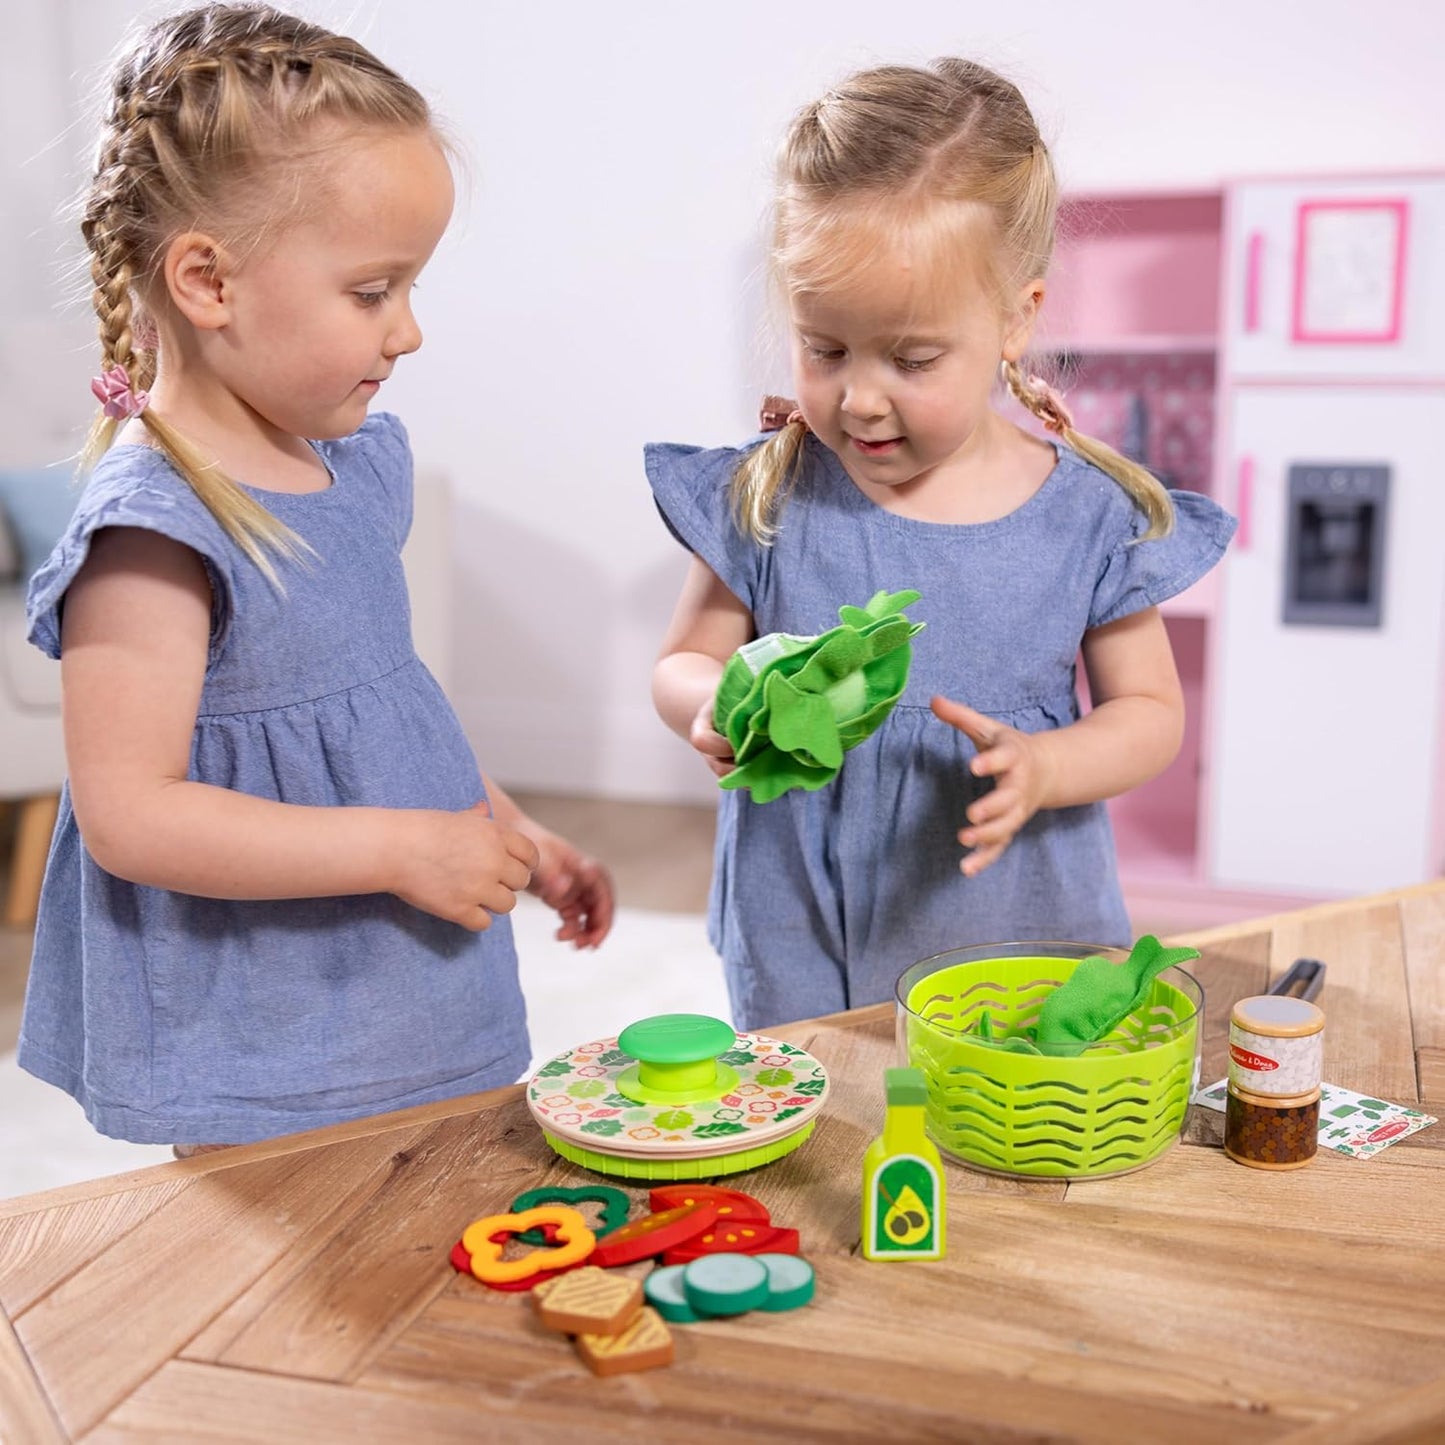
{"left": 20, "top": 413, "right": 529, "bottom": 1143}
{"left": 646, "top": 434, "right": 1235, "bottom": 1030}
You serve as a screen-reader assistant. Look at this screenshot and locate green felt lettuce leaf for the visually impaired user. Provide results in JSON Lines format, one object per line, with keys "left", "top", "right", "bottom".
{"left": 1032, "top": 935, "right": 1202, "bottom": 1056}
{"left": 765, "top": 682, "right": 844, "bottom": 770}
{"left": 966, "top": 937, "right": 1201, "bottom": 1057}
{"left": 973, "top": 1010, "right": 1043, "bottom": 1054}
{"left": 715, "top": 590, "right": 924, "bottom": 802}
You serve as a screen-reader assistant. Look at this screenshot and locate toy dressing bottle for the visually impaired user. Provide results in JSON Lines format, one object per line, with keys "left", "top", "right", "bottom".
{"left": 861, "top": 1067, "right": 945, "bottom": 1261}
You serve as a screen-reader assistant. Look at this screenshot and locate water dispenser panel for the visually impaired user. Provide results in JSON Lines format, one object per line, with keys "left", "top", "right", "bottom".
{"left": 1282, "top": 463, "right": 1390, "bottom": 627}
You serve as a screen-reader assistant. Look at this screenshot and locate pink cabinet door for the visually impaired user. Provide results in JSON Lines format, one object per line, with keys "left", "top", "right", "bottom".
{"left": 1208, "top": 387, "right": 1445, "bottom": 894}
{"left": 1223, "top": 177, "right": 1445, "bottom": 382}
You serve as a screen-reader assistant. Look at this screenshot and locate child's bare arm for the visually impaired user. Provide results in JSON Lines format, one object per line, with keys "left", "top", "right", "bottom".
{"left": 651, "top": 555, "right": 753, "bottom": 776}
{"left": 61, "top": 526, "right": 536, "bottom": 929}
{"left": 1037, "top": 605, "right": 1185, "bottom": 805}
{"left": 933, "top": 607, "right": 1184, "bottom": 875}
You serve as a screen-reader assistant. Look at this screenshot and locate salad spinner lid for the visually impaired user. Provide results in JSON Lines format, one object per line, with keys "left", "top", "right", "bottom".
{"left": 526, "top": 1013, "right": 829, "bottom": 1159}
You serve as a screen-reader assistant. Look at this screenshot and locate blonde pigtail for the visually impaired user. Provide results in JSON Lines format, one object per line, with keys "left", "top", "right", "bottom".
{"left": 80, "top": 120, "right": 309, "bottom": 589}
{"left": 731, "top": 417, "right": 809, "bottom": 545}
{"left": 74, "top": 5, "right": 435, "bottom": 587}
{"left": 1002, "top": 360, "right": 1174, "bottom": 542}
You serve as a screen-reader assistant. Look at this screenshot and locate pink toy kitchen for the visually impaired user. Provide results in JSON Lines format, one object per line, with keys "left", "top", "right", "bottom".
{"left": 1037, "top": 173, "right": 1445, "bottom": 926}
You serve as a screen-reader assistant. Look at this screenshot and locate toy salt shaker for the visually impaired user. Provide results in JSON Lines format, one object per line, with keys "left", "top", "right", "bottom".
{"left": 1224, "top": 993, "right": 1325, "bottom": 1170}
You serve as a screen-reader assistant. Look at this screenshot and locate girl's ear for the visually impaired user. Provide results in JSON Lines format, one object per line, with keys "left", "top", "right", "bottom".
{"left": 163, "top": 232, "right": 234, "bottom": 331}
{"left": 1001, "top": 279, "right": 1046, "bottom": 361}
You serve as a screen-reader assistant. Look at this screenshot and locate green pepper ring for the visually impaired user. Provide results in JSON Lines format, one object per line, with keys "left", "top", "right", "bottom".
{"left": 510, "top": 1184, "right": 632, "bottom": 1245}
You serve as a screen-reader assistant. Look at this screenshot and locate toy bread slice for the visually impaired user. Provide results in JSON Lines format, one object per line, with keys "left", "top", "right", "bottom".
{"left": 532, "top": 1266, "right": 643, "bottom": 1337}
{"left": 574, "top": 1305, "right": 674, "bottom": 1376}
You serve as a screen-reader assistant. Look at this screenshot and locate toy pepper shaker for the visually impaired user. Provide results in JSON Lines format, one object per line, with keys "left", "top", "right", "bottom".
{"left": 1224, "top": 993, "right": 1326, "bottom": 1170}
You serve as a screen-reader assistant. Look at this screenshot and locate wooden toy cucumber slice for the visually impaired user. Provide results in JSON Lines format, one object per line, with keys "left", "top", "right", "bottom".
{"left": 758, "top": 1252, "right": 815, "bottom": 1312}
{"left": 681, "top": 1253, "right": 770, "bottom": 1317}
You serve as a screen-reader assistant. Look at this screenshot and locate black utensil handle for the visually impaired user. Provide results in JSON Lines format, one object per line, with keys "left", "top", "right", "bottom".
{"left": 1270, "top": 957, "right": 1326, "bottom": 1002}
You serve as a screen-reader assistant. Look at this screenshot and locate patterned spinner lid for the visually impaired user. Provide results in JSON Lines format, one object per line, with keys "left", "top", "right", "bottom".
{"left": 525, "top": 1021, "right": 829, "bottom": 1157}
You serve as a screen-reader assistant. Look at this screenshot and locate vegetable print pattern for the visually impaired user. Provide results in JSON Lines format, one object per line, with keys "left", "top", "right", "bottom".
{"left": 527, "top": 1034, "right": 830, "bottom": 1153}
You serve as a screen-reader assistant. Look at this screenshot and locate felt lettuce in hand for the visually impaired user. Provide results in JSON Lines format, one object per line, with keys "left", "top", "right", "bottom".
{"left": 713, "top": 589, "right": 925, "bottom": 803}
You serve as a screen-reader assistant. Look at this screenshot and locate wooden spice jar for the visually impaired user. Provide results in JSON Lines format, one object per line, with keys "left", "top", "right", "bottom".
{"left": 1224, "top": 994, "right": 1325, "bottom": 1170}
{"left": 1225, "top": 1086, "right": 1321, "bottom": 1169}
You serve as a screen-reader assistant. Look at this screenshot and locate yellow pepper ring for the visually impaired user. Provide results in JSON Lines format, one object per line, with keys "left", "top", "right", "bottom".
{"left": 461, "top": 1205, "right": 596, "bottom": 1284}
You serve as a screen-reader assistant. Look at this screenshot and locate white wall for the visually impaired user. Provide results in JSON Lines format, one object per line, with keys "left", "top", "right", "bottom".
{"left": 6, "top": 0, "right": 1445, "bottom": 802}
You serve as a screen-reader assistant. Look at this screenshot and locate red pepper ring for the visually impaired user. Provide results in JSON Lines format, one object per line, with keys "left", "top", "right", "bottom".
{"left": 459, "top": 1206, "right": 595, "bottom": 1285}
{"left": 589, "top": 1201, "right": 719, "bottom": 1268}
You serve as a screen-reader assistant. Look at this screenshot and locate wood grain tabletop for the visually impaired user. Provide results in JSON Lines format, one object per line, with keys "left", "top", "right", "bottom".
{"left": 2, "top": 882, "right": 1443, "bottom": 1444}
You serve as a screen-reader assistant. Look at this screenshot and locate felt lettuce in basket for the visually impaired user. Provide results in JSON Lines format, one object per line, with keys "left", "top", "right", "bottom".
{"left": 713, "top": 589, "right": 925, "bottom": 803}
{"left": 975, "top": 936, "right": 1202, "bottom": 1057}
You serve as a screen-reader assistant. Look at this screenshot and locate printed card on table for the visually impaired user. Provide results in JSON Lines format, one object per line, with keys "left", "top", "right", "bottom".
{"left": 1192, "top": 1080, "right": 1437, "bottom": 1159}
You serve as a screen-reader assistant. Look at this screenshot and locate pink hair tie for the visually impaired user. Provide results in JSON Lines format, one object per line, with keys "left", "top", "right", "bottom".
{"left": 759, "top": 395, "right": 808, "bottom": 433}
{"left": 90, "top": 364, "right": 150, "bottom": 420}
{"left": 1026, "top": 374, "right": 1073, "bottom": 435}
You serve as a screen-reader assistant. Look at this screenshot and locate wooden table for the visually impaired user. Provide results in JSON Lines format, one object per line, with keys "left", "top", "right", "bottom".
{"left": 3, "top": 883, "right": 1444, "bottom": 1444}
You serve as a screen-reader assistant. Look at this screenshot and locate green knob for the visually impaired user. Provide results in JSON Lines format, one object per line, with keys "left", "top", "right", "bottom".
{"left": 615, "top": 1013, "right": 740, "bottom": 1105}
{"left": 884, "top": 1067, "right": 928, "bottom": 1107}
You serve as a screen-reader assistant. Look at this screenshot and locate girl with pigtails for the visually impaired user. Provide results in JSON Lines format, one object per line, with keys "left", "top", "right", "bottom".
{"left": 649, "top": 59, "right": 1235, "bottom": 1031}
{"left": 21, "top": 3, "right": 612, "bottom": 1150}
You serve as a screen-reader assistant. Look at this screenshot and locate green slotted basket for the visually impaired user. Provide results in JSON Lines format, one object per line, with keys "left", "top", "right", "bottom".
{"left": 895, "top": 942, "right": 1203, "bottom": 1180}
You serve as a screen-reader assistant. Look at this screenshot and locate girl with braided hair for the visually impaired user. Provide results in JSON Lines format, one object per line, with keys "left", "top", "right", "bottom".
{"left": 21, "top": 3, "right": 612, "bottom": 1149}
{"left": 649, "top": 59, "right": 1235, "bottom": 1030}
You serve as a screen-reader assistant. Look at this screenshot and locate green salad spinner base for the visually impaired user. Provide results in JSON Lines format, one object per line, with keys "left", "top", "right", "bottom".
{"left": 542, "top": 1121, "right": 816, "bottom": 1181}
{"left": 896, "top": 943, "right": 1202, "bottom": 1180}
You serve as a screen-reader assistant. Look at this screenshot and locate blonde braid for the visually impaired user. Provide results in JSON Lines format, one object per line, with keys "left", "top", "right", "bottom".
{"left": 80, "top": 90, "right": 308, "bottom": 586}
{"left": 76, "top": 4, "right": 437, "bottom": 585}
{"left": 1002, "top": 360, "right": 1173, "bottom": 541}
{"left": 81, "top": 205, "right": 143, "bottom": 467}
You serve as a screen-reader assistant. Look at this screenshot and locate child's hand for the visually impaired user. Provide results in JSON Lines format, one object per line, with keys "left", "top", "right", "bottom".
{"left": 392, "top": 804, "right": 539, "bottom": 930}
{"left": 931, "top": 696, "right": 1052, "bottom": 877}
{"left": 526, "top": 825, "right": 616, "bottom": 949}
{"left": 689, "top": 696, "right": 736, "bottom": 778}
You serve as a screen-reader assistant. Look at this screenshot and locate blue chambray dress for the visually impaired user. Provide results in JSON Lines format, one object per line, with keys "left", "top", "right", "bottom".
{"left": 646, "top": 434, "right": 1236, "bottom": 1031}
{"left": 21, "top": 413, "right": 529, "bottom": 1144}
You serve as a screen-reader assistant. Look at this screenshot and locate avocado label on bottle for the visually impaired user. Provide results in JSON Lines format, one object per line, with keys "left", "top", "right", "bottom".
{"left": 869, "top": 1156, "right": 939, "bottom": 1257}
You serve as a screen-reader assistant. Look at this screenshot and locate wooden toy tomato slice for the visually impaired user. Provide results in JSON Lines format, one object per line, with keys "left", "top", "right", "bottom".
{"left": 648, "top": 1184, "right": 771, "bottom": 1225}
{"left": 662, "top": 1223, "right": 800, "bottom": 1267}
{"left": 589, "top": 1201, "right": 719, "bottom": 1268}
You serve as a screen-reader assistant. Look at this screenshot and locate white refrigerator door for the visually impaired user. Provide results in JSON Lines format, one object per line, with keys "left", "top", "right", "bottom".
{"left": 1210, "top": 387, "right": 1445, "bottom": 894}
{"left": 1224, "top": 177, "right": 1445, "bottom": 381}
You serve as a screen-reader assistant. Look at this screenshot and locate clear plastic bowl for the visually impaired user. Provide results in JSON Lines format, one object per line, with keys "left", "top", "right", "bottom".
{"left": 895, "top": 941, "right": 1203, "bottom": 1180}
